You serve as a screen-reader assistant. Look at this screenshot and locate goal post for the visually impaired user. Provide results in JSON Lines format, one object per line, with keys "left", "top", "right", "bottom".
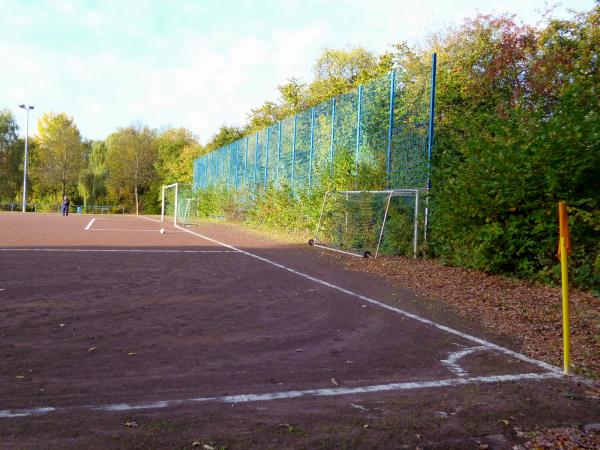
{"left": 161, "top": 183, "right": 179, "bottom": 225}
{"left": 310, "top": 189, "right": 424, "bottom": 259}
{"left": 161, "top": 183, "right": 198, "bottom": 226}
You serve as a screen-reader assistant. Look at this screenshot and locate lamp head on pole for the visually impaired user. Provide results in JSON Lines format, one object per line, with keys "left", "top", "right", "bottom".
{"left": 19, "top": 104, "right": 34, "bottom": 110}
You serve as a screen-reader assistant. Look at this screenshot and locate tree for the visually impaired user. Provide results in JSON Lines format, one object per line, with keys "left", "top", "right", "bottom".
{"left": 33, "top": 112, "right": 85, "bottom": 199}
{"left": 205, "top": 125, "right": 245, "bottom": 152}
{"left": 155, "top": 127, "right": 202, "bottom": 185}
{"left": 78, "top": 140, "right": 108, "bottom": 208}
{"left": 0, "top": 110, "right": 21, "bottom": 202}
{"left": 105, "top": 124, "right": 157, "bottom": 215}
{"left": 308, "top": 47, "right": 392, "bottom": 103}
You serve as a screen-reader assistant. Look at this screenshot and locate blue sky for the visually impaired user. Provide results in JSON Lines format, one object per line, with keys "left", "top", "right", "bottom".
{"left": 1, "top": 0, "right": 595, "bottom": 143}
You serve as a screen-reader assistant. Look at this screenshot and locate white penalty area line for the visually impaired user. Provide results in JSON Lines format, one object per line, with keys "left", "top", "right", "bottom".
{"left": 0, "top": 371, "right": 561, "bottom": 419}
{"left": 174, "top": 223, "right": 563, "bottom": 376}
{"left": 0, "top": 248, "right": 236, "bottom": 254}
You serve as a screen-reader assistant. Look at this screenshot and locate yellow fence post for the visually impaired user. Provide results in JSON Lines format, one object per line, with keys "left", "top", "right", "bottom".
{"left": 558, "top": 202, "right": 571, "bottom": 375}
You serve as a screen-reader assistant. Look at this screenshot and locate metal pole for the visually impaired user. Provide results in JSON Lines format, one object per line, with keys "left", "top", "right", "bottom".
{"left": 386, "top": 70, "right": 396, "bottom": 188}
{"left": 254, "top": 132, "right": 258, "bottom": 186}
{"left": 309, "top": 107, "right": 315, "bottom": 187}
{"left": 173, "top": 183, "right": 179, "bottom": 226}
{"left": 264, "top": 128, "right": 270, "bottom": 189}
{"left": 235, "top": 141, "right": 240, "bottom": 188}
{"left": 355, "top": 85, "right": 363, "bottom": 189}
{"left": 20, "top": 105, "right": 33, "bottom": 212}
{"left": 424, "top": 53, "right": 437, "bottom": 242}
{"left": 413, "top": 189, "right": 420, "bottom": 258}
{"left": 375, "top": 191, "right": 394, "bottom": 258}
{"left": 291, "top": 114, "right": 297, "bottom": 189}
{"left": 276, "top": 121, "right": 282, "bottom": 183}
{"left": 161, "top": 186, "right": 165, "bottom": 222}
{"left": 558, "top": 201, "right": 571, "bottom": 375}
{"left": 330, "top": 97, "right": 336, "bottom": 174}
{"left": 426, "top": 53, "right": 437, "bottom": 189}
{"left": 244, "top": 137, "right": 249, "bottom": 186}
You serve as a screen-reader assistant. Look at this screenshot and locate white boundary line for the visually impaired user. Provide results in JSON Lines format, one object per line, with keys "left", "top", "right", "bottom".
{"left": 87, "top": 228, "right": 186, "bottom": 232}
{"left": 0, "top": 372, "right": 561, "bottom": 418}
{"left": 173, "top": 223, "right": 562, "bottom": 376}
{"left": 139, "top": 216, "right": 161, "bottom": 223}
{"left": 0, "top": 248, "right": 235, "bottom": 254}
{"left": 84, "top": 218, "right": 95, "bottom": 230}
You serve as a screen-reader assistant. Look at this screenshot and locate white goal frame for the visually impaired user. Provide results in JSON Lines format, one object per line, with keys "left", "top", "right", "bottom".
{"left": 161, "top": 183, "right": 179, "bottom": 226}
{"left": 311, "top": 189, "right": 423, "bottom": 259}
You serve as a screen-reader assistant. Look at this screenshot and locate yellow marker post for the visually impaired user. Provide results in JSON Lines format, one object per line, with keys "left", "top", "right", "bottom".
{"left": 558, "top": 202, "right": 571, "bottom": 375}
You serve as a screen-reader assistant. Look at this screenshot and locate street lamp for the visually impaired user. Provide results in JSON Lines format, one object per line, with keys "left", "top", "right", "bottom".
{"left": 19, "top": 104, "right": 34, "bottom": 213}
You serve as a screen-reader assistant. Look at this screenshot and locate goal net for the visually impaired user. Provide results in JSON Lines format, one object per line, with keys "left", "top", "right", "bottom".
{"left": 161, "top": 183, "right": 197, "bottom": 226}
{"left": 310, "top": 189, "right": 425, "bottom": 258}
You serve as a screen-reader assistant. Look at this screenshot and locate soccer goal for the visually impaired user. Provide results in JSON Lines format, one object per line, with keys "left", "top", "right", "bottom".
{"left": 161, "top": 183, "right": 198, "bottom": 226}
{"left": 309, "top": 189, "right": 425, "bottom": 258}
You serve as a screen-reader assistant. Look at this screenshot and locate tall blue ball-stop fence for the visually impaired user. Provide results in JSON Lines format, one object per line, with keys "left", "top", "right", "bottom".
{"left": 193, "top": 54, "right": 436, "bottom": 196}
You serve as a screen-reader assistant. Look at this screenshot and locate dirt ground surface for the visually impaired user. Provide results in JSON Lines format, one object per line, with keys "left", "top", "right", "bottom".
{"left": 0, "top": 213, "right": 598, "bottom": 449}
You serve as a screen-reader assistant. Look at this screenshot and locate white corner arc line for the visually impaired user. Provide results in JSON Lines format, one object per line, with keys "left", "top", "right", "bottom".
{"left": 174, "top": 224, "right": 562, "bottom": 376}
{"left": 84, "top": 218, "right": 95, "bottom": 231}
{"left": 441, "top": 346, "right": 489, "bottom": 377}
{"left": 0, "top": 372, "right": 561, "bottom": 418}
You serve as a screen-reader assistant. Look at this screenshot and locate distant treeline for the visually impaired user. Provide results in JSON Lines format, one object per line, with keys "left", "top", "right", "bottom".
{"left": 0, "top": 6, "right": 597, "bottom": 292}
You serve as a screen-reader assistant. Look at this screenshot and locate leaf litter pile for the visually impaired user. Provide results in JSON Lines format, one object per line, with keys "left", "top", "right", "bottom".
{"left": 344, "top": 256, "right": 600, "bottom": 448}
{"left": 346, "top": 256, "right": 599, "bottom": 378}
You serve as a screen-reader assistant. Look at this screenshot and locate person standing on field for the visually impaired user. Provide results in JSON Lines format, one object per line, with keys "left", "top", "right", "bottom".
{"left": 61, "top": 195, "right": 70, "bottom": 216}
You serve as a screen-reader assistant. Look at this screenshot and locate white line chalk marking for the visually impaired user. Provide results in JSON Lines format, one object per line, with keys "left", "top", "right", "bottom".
{"left": 84, "top": 218, "right": 95, "bottom": 230}
{"left": 0, "top": 372, "right": 561, "bottom": 418}
{"left": 140, "top": 216, "right": 161, "bottom": 223}
{"left": 0, "top": 407, "right": 56, "bottom": 418}
{"left": 174, "top": 223, "right": 563, "bottom": 376}
{"left": 0, "top": 248, "right": 235, "bottom": 254}
{"left": 441, "top": 346, "right": 489, "bottom": 377}
{"left": 87, "top": 228, "right": 186, "bottom": 232}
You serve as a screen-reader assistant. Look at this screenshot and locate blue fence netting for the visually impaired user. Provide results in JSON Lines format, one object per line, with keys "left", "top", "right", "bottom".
{"left": 193, "top": 54, "right": 436, "bottom": 194}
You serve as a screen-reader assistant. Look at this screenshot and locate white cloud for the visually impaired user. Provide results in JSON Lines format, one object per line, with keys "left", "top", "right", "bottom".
{"left": 1, "top": 0, "right": 596, "bottom": 142}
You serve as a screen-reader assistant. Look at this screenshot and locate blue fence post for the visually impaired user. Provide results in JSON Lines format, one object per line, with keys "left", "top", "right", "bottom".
{"left": 244, "top": 137, "right": 249, "bottom": 186}
{"left": 228, "top": 146, "right": 231, "bottom": 186}
{"left": 221, "top": 148, "right": 225, "bottom": 185}
{"left": 355, "top": 85, "right": 363, "bottom": 188}
{"left": 264, "top": 128, "right": 270, "bottom": 189}
{"left": 229, "top": 143, "right": 234, "bottom": 187}
{"left": 427, "top": 53, "right": 437, "bottom": 190}
{"left": 254, "top": 132, "right": 259, "bottom": 186}
{"left": 234, "top": 141, "right": 239, "bottom": 188}
{"left": 386, "top": 69, "right": 396, "bottom": 188}
{"left": 329, "top": 97, "right": 336, "bottom": 176}
{"left": 276, "top": 121, "right": 282, "bottom": 183}
{"left": 291, "top": 114, "right": 297, "bottom": 190}
{"left": 309, "top": 107, "right": 315, "bottom": 187}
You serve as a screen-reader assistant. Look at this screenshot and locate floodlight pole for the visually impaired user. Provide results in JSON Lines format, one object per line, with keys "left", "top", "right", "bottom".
{"left": 19, "top": 104, "right": 34, "bottom": 213}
